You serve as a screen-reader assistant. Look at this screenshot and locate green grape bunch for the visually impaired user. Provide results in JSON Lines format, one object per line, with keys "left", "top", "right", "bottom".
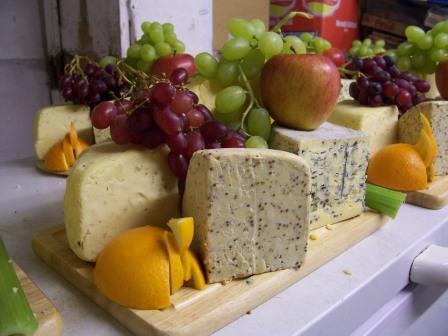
{"left": 395, "top": 22, "right": 448, "bottom": 74}
{"left": 349, "top": 38, "right": 386, "bottom": 58}
{"left": 125, "top": 21, "right": 186, "bottom": 74}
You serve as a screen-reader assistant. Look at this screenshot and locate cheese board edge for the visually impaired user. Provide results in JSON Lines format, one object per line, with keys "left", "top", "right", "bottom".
{"left": 31, "top": 211, "right": 387, "bottom": 336}
{"left": 406, "top": 175, "right": 448, "bottom": 210}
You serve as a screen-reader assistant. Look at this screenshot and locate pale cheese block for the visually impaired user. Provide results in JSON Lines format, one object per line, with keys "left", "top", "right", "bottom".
{"left": 329, "top": 100, "right": 399, "bottom": 155}
{"left": 182, "top": 149, "right": 311, "bottom": 283}
{"left": 33, "top": 104, "right": 94, "bottom": 160}
{"left": 64, "top": 143, "right": 179, "bottom": 261}
{"left": 398, "top": 101, "right": 448, "bottom": 175}
{"left": 338, "top": 79, "right": 355, "bottom": 102}
{"left": 270, "top": 122, "right": 369, "bottom": 230}
{"left": 93, "top": 127, "right": 112, "bottom": 144}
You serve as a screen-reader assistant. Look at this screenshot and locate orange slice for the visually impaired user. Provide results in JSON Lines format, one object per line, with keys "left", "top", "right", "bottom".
{"left": 413, "top": 129, "right": 436, "bottom": 168}
{"left": 62, "top": 134, "right": 76, "bottom": 166}
{"left": 181, "top": 253, "right": 192, "bottom": 281}
{"left": 185, "top": 250, "right": 206, "bottom": 290}
{"left": 167, "top": 217, "right": 194, "bottom": 255}
{"left": 43, "top": 142, "right": 70, "bottom": 172}
{"left": 164, "top": 231, "right": 184, "bottom": 294}
{"left": 68, "top": 122, "right": 79, "bottom": 148}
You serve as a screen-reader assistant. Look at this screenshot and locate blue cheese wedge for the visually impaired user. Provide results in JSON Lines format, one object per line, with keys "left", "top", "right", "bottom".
{"left": 338, "top": 79, "right": 355, "bottom": 102}
{"left": 182, "top": 149, "right": 311, "bottom": 283}
{"left": 329, "top": 100, "right": 399, "bottom": 155}
{"left": 64, "top": 143, "right": 179, "bottom": 261}
{"left": 33, "top": 104, "right": 94, "bottom": 160}
{"left": 399, "top": 101, "right": 448, "bottom": 175}
{"left": 270, "top": 122, "right": 369, "bottom": 229}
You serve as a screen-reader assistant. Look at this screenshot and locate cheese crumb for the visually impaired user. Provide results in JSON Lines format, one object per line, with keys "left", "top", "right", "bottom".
{"left": 325, "top": 224, "right": 334, "bottom": 231}
{"left": 343, "top": 269, "right": 353, "bottom": 276}
{"left": 309, "top": 233, "right": 318, "bottom": 241}
{"left": 12, "top": 287, "right": 18, "bottom": 293}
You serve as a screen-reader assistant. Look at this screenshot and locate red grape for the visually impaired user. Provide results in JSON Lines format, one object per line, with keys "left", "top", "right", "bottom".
{"left": 170, "top": 68, "right": 189, "bottom": 85}
{"left": 153, "top": 107, "right": 183, "bottom": 135}
{"left": 141, "top": 126, "right": 164, "bottom": 149}
{"left": 396, "top": 79, "right": 410, "bottom": 90}
{"left": 383, "top": 55, "right": 395, "bottom": 67}
{"left": 90, "top": 79, "right": 107, "bottom": 93}
{"left": 186, "top": 90, "right": 199, "bottom": 104}
{"left": 134, "top": 89, "right": 152, "bottom": 105}
{"left": 349, "top": 82, "right": 359, "bottom": 99}
{"left": 170, "top": 90, "right": 193, "bottom": 114}
{"left": 59, "top": 74, "right": 72, "bottom": 89}
{"left": 382, "top": 82, "right": 399, "bottom": 98}
{"left": 200, "top": 121, "right": 228, "bottom": 142}
{"left": 114, "top": 99, "right": 133, "bottom": 115}
{"left": 415, "top": 80, "right": 430, "bottom": 93}
{"left": 387, "top": 65, "right": 401, "bottom": 78}
{"left": 356, "top": 77, "right": 370, "bottom": 90}
{"left": 185, "top": 131, "right": 205, "bottom": 159}
{"left": 92, "top": 102, "right": 118, "bottom": 129}
{"left": 166, "top": 132, "right": 187, "bottom": 154}
{"left": 93, "top": 69, "right": 108, "bottom": 79}
{"left": 62, "top": 87, "right": 73, "bottom": 100}
{"left": 322, "top": 48, "right": 345, "bottom": 67}
{"left": 373, "top": 71, "right": 391, "bottom": 83}
{"left": 180, "top": 113, "right": 190, "bottom": 130}
{"left": 167, "top": 153, "right": 188, "bottom": 179}
{"left": 127, "top": 107, "right": 152, "bottom": 132}
{"left": 368, "top": 82, "right": 382, "bottom": 95}
{"left": 84, "top": 63, "right": 98, "bottom": 76}
{"left": 222, "top": 136, "right": 245, "bottom": 148}
{"left": 104, "top": 76, "right": 116, "bottom": 89}
{"left": 395, "top": 89, "right": 411, "bottom": 107}
{"left": 362, "top": 58, "right": 376, "bottom": 72}
{"left": 205, "top": 142, "right": 222, "bottom": 149}
{"left": 88, "top": 92, "right": 101, "bottom": 104}
{"left": 151, "top": 82, "right": 176, "bottom": 106}
{"left": 196, "top": 104, "right": 213, "bottom": 122}
{"left": 186, "top": 108, "right": 205, "bottom": 128}
{"left": 373, "top": 56, "right": 387, "bottom": 69}
{"left": 367, "top": 94, "right": 383, "bottom": 107}
{"left": 358, "top": 89, "right": 369, "bottom": 105}
{"left": 110, "top": 114, "right": 131, "bottom": 145}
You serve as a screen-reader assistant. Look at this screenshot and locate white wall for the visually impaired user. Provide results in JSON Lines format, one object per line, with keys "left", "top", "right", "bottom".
{"left": 0, "top": 0, "right": 51, "bottom": 162}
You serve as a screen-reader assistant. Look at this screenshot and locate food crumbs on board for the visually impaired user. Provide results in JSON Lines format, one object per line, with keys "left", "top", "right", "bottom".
{"left": 343, "top": 269, "right": 353, "bottom": 276}
{"left": 309, "top": 233, "right": 318, "bottom": 240}
{"left": 325, "top": 224, "right": 334, "bottom": 231}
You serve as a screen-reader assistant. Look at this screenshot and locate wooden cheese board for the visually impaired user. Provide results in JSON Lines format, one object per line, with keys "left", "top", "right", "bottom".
{"left": 406, "top": 175, "right": 448, "bottom": 210}
{"left": 35, "top": 161, "right": 70, "bottom": 176}
{"left": 32, "top": 211, "right": 387, "bottom": 336}
{"left": 14, "top": 262, "right": 63, "bottom": 336}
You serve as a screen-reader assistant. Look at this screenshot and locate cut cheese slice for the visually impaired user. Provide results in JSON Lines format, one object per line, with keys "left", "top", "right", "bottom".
{"left": 33, "top": 104, "right": 93, "bottom": 160}
{"left": 329, "top": 100, "right": 399, "bottom": 155}
{"left": 338, "top": 79, "right": 355, "bottom": 102}
{"left": 64, "top": 143, "right": 179, "bottom": 261}
{"left": 182, "top": 148, "right": 311, "bottom": 283}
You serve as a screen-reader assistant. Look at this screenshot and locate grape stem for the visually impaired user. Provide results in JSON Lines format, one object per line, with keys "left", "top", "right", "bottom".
{"left": 272, "top": 11, "right": 313, "bottom": 34}
{"left": 238, "top": 64, "right": 259, "bottom": 136}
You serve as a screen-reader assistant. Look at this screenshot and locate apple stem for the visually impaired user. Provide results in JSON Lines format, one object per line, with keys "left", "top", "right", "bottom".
{"left": 272, "top": 12, "right": 314, "bottom": 34}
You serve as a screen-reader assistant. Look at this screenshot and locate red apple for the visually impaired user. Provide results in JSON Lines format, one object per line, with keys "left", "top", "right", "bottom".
{"left": 261, "top": 54, "right": 340, "bottom": 131}
{"left": 151, "top": 54, "right": 196, "bottom": 77}
{"left": 322, "top": 47, "right": 345, "bottom": 67}
{"left": 436, "top": 59, "right": 448, "bottom": 99}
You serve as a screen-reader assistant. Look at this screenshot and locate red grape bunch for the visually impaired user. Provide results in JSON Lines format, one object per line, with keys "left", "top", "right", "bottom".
{"left": 347, "top": 55, "right": 430, "bottom": 114}
{"left": 58, "top": 56, "right": 128, "bottom": 107}
{"left": 91, "top": 68, "right": 246, "bottom": 192}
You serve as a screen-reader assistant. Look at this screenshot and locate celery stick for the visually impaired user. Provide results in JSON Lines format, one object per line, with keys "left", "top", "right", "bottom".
{"left": 0, "top": 237, "right": 38, "bottom": 336}
{"left": 365, "top": 183, "right": 406, "bottom": 219}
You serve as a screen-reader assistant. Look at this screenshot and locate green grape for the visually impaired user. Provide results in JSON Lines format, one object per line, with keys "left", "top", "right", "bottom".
{"left": 99, "top": 56, "right": 117, "bottom": 67}
{"left": 384, "top": 49, "right": 397, "bottom": 61}
{"left": 397, "top": 56, "right": 411, "bottom": 71}
{"left": 141, "top": 21, "right": 152, "bottom": 34}
{"left": 282, "top": 35, "right": 306, "bottom": 54}
{"left": 127, "top": 44, "right": 142, "bottom": 58}
{"left": 405, "top": 26, "right": 425, "bottom": 43}
{"left": 246, "top": 107, "right": 271, "bottom": 140}
{"left": 195, "top": 52, "right": 218, "bottom": 78}
{"left": 429, "top": 47, "right": 445, "bottom": 62}
{"left": 411, "top": 51, "right": 426, "bottom": 69}
{"left": 216, "top": 61, "right": 239, "bottom": 87}
{"left": 434, "top": 33, "right": 448, "bottom": 48}
{"left": 140, "top": 44, "right": 156, "bottom": 62}
{"left": 442, "top": 21, "right": 448, "bottom": 34}
{"left": 300, "top": 32, "right": 314, "bottom": 43}
{"left": 349, "top": 46, "right": 360, "bottom": 56}
{"left": 241, "top": 48, "right": 265, "bottom": 79}
{"left": 422, "top": 61, "right": 437, "bottom": 74}
{"left": 417, "top": 34, "right": 433, "bottom": 50}
{"left": 373, "top": 47, "right": 385, "bottom": 54}
{"left": 136, "top": 59, "right": 152, "bottom": 73}
{"left": 259, "top": 32, "right": 283, "bottom": 57}
{"left": 431, "top": 22, "right": 444, "bottom": 36}
{"left": 173, "top": 40, "right": 185, "bottom": 53}
{"left": 397, "top": 42, "right": 414, "bottom": 56}
{"left": 162, "top": 23, "right": 174, "bottom": 34}
{"left": 352, "top": 40, "right": 362, "bottom": 47}
{"left": 374, "top": 39, "right": 385, "bottom": 48}
{"left": 125, "top": 57, "right": 138, "bottom": 68}
{"left": 313, "top": 37, "right": 327, "bottom": 52}
{"left": 366, "top": 49, "right": 375, "bottom": 57}
{"left": 322, "top": 39, "right": 332, "bottom": 50}
{"left": 150, "top": 22, "right": 162, "bottom": 30}
{"left": 245, "top": 136, "right": 268, "bottom": 148}
{"left": 363, "top": 38, "right": 372, "bottom": 47}
{"left": 165, "top": 32, "right": 177, "bottom": 45}
{"left": 222, "top": 38, "right": 251, "bottom": 60}
{"left": 213, "top": 109, "right": 241, "bottom": 124}
{"left": 155, "top": 42, "right": 172, "bottom": 57}
{"left": 359, "top": 46, "right": 370, "bottom": 57}
{"left": 228, "top": 18, "right": 255, "bottom": 41}
{"left": 149, "top": 25, "right": 164, "bottom": 44}
{"left": 215, "top": 86, "right": 246, "bottom": 114}
{"left": 138, "top": 33, "right": 152, "bottom": 45}
{"left": 250, "top": 19, "right": 265, "bottom": 38}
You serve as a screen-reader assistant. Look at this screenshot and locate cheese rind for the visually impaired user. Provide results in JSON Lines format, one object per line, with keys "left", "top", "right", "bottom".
{"left": 33, "top": 104, "right": 94, "bottom": 160}
{"left": 338, "top": 79, "right": 355, "bottom": 102}
{"left": 270, "top": 122, "right": 369, "bottom": 229}
{"left": 329, "top": 100, "right": 399, "bottom": 155}
{"left": 64, "top": 143, "right": 179, "bottom": 261}
{"left": 182, "top": 149, "right": 311, "bottom": 283}
{"left": 398, "top": 101, "right": 448, "bottom": 175}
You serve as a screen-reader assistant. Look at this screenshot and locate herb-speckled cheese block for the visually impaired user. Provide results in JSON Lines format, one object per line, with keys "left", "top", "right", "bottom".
{"left": 182, "top": 149, "right": 311, "bottom": 283}
{"left": 270, "top": 122, "right": 369, "bottom": 229}
{"left": 398, "top": 101, "right": 448, "bottom": 175}
{"left": 64, "top": 143, "right": 179, "bottom": 261}
{"left": 93, "top": 126, "right": 112, "bottom": 144}
{"left": 329, "top": 100, "right": 399, "bottom": 155}
{"left": 33, "top": 104, "right": 94, "bottom": 160}
{"left": 338, "top": 79, "right": 355, "bottom": 102}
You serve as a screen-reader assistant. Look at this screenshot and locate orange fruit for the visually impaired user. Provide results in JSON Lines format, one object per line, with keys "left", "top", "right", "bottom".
{"left": 62, "top": 135, "right": 75, "bottom": 166}
{"left": 181, "top": 253, "right": 192, "bottom": 281}
{"left": 167, "top": 217, "right": 194, "bottom": 255}
{"left": 185, "top": 250, "right": 206, "bottom": 290}
{"left": 94, "top": 226, "right": 171, "bottom": 310}
{"left": 43, "top": 142, "right": 69, "bottom": 171}
{"left": 164, "top": 231, "right": 184, "bottom": 294}
{"left": 367, "top": 144, "right": 427, "bottom": 192}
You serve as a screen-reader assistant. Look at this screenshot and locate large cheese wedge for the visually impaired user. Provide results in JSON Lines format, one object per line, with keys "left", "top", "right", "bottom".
{"left": 270, "top": 122, "right": 369, "bottom": 229}
{"left": 399, "top": 101, "right": 448, "bottom": 175}
{"left": 33, "top": 104, "right": 94, "bottom": 160}
{"left": 64, "top": 143, "right": 179, "bottom": 261}
{"left": 182, "top": 149, "right": 311, "bottom": 283}
{"left": 329, "top": 100, "right": 399, "bottom": 155}
{"left": 338, "top": 79, "right": 355, "bottom": 102}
